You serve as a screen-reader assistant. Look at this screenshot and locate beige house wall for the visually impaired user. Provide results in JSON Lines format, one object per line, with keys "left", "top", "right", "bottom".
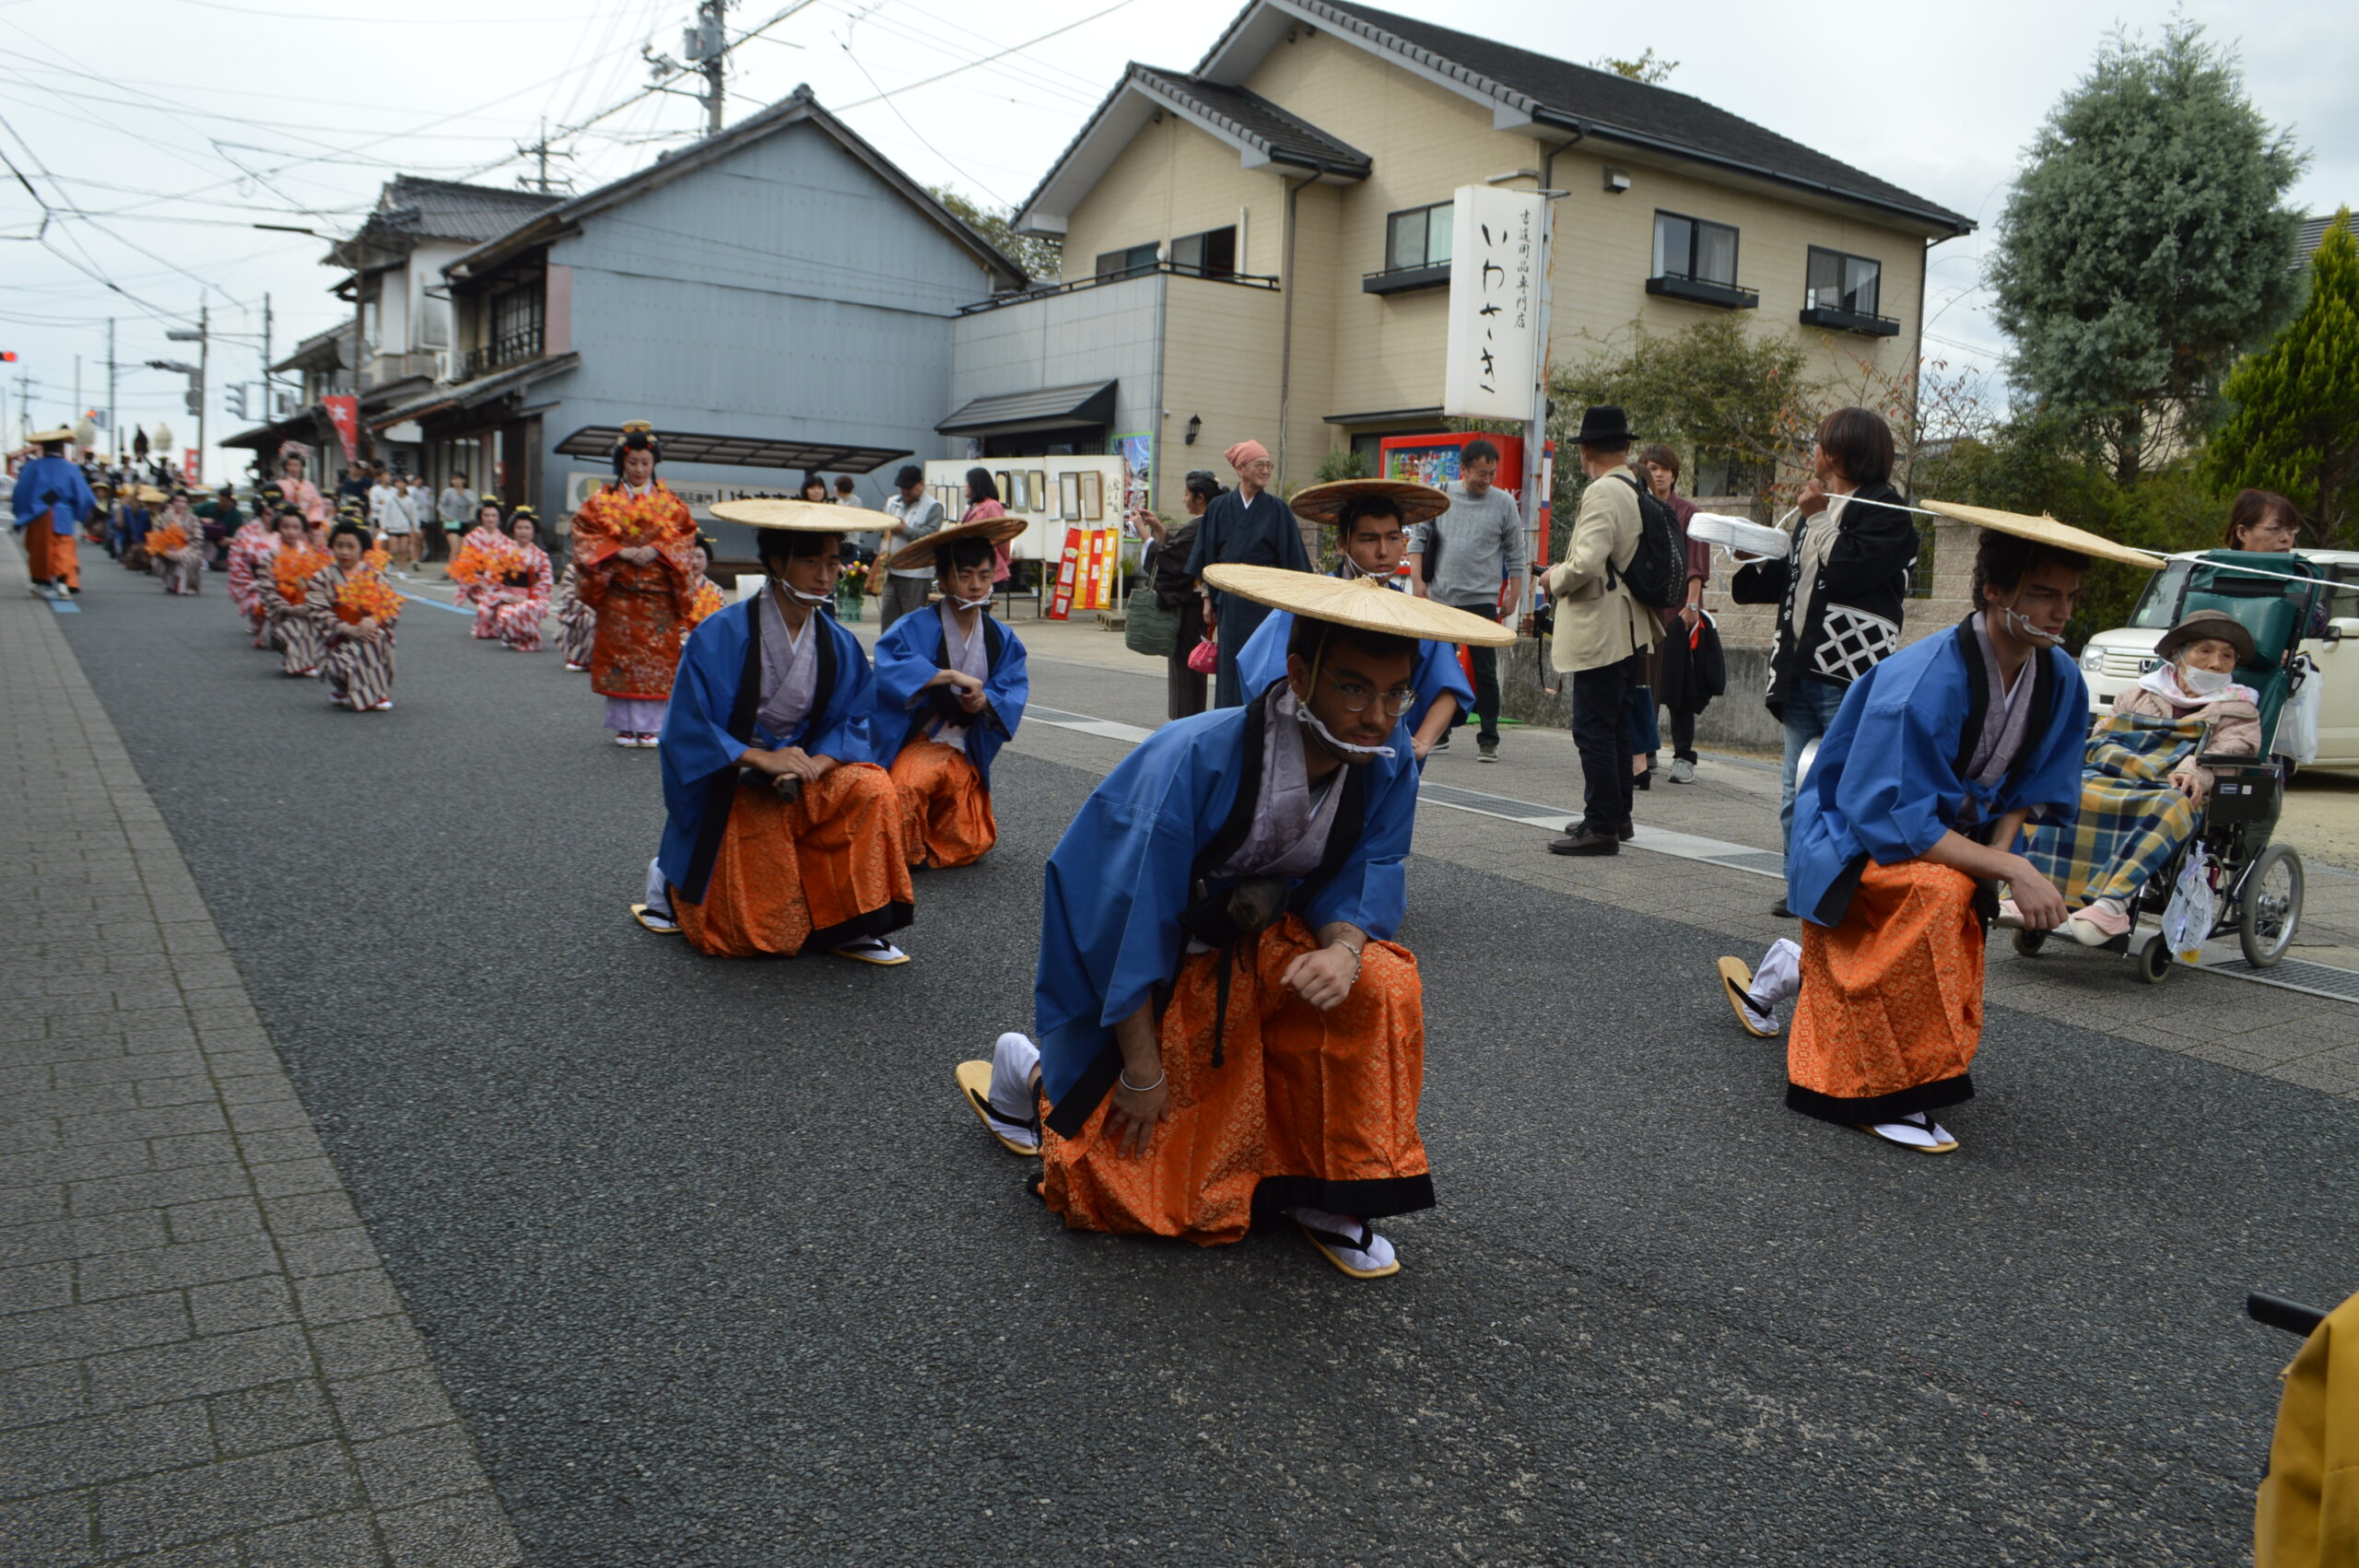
{"left": 1051, "top": 25, "right": 1941, "bottom": 498}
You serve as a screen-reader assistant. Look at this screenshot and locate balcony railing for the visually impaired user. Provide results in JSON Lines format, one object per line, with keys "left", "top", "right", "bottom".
{"left": 957, "top": 262, "right": 1280, "bottom": 317}
{"left": 1362, "top": 262, "right": 1450, "bottom": 296}
{"left": 463, "top": 323, "right": 545, "bottom": 380}
{"left": 1799, "top": 293, "right": 1900, "bottom": 336}
{"left": 1647, "top": 273, "right": 1758, "bottom": 310}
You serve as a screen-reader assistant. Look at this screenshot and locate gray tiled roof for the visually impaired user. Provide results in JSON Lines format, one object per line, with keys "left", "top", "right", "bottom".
{"left": 358, "top": 177, "right": 564, "bottom": 251}
{"left": 1133, "top": 66, "right": 1369, "bottom": 175}
{"left": 2299, "top": 209, "right": 2353, "bottom": 259}
{"left": 1234, "top": 1, "right": 1972, "bottom": 231}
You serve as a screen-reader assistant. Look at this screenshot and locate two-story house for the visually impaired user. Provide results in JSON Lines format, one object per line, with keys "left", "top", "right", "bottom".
{"left": 367, "top": 88, "right": 1027, "bottom": 544}
{"left": 949, "top": 0, "right": 1972, "bottom": 519}
{"left": 329, "top": 177, "right": 567, "bottom": 480}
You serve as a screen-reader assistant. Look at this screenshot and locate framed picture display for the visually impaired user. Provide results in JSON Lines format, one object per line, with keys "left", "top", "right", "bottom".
{"left": 994, "top": 471, "right": 1013, "bottom": 509}
{"left": 1014, "top": 471, "right": 1032, "bottom": 511}
{"left": 1028, "top": 470, "right": 1047, "bottom": 513}
{"left": 1079, "top": 470, "right": 1104, "bottom": 521}
{"left": 1060, "top": 471, "right": 1084, "bottom": 520}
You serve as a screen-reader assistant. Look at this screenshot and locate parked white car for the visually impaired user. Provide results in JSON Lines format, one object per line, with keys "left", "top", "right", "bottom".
{"left": 2077, "top": 549, "right": 2359, "bottom": 768}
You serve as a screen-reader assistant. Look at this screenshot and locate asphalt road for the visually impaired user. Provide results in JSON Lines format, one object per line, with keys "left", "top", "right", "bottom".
{"left": 58, "top": 564, "right": 2355, "bottom": 1565}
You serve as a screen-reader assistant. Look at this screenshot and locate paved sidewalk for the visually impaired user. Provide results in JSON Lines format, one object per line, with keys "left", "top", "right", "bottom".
{"left": 0, "top": 546, "right": 524, "bottom": 1566}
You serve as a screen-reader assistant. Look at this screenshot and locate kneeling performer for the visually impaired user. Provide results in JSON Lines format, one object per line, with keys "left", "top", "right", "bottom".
{"left": 871, "top": 517, "right": 1030, "bottom": 868}
{"left": 957, "top": 565, "right": 1513, "bottom": 1278}
{"left": 633, "top": 497, "right": 914, "bottom": 965}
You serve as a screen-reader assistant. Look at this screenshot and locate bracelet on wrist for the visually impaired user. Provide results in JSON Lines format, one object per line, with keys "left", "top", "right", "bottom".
{"left": 1119, "top": 1067, "right": 1165, "bottom": 1094}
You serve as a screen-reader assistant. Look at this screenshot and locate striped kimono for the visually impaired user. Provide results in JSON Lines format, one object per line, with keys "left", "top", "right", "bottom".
{"left": 308, "top": 564, "right": 397, "bottom": 710}
{"left": 450, "top": 525, "right": 507, "bottom": 639}
{"left": 261, "top": 554, "right": 325, "bottom": 676}
{"left": 226, "top": 521, "right": 276, "bottom": 645}
{"left": 555, "top": 560, "right": 597, "bottom": 669}
{"left": 487, "top": 544, "right": 555, "bottom": 652}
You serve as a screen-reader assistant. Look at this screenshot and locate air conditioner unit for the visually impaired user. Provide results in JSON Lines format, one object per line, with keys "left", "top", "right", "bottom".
{"left": 434, "top": 350, "right": 455, "bottom": 384}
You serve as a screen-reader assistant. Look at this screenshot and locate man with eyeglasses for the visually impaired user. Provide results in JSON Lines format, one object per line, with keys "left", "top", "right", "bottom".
{"left": 1231, "top": 479, "right": 1471, "bottom": 764}
{"left": 956, "top": 566, "right": 1512, "bottom": 1281}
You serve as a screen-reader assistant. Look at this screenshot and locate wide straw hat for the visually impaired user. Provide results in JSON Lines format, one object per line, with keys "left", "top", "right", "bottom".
{"left": 884, "top": 515, "right": 1024, "bottom": 573}
{"left": 708, "top": 497, "right": 860, "bottom": 532}
{"left": 1919, "top": 499, "right": 2163, "bottom": 569}
{"left": 135, "top": 485, "right": 170, "bottom": 504}
{"left": 1288, "top": 478, "right": 1452, "bottom": 528}
{"left": 27, "top": 427, "right": 75, "bottom": 445}
{"left": 2155, "top": 607, "right": 2257, "bottom": 664}
{"left": 1203, "top": 564, "right": 1517, "bottom": 647}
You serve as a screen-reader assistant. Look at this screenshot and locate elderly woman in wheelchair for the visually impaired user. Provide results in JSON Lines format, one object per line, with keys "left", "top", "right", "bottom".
{"left": 2005, "top": 611, "right": 2261, "bottom": 950}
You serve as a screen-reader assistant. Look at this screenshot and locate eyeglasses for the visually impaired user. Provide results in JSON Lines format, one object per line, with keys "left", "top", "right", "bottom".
{"left": 1328, "top": 674, "right": 1418, "bottom": 715}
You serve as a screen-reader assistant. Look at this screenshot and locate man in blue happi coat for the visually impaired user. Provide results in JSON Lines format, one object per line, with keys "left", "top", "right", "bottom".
{"left": 12, "top": 429, "right": 97, "bottom": 596}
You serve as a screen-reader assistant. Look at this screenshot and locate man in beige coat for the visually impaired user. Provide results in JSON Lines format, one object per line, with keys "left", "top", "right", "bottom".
{"left": 1545, "top": 406, "right": 1662, "bottom": 856}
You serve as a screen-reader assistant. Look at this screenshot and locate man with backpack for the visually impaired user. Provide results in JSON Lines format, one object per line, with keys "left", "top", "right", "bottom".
{"left": 1543, "top": 407, "right": 1674, "bottom": 855}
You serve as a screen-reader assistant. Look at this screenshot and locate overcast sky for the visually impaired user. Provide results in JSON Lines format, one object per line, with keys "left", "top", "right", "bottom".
{"left": 3, "top": 0, "right": 2349, "bottom": 478}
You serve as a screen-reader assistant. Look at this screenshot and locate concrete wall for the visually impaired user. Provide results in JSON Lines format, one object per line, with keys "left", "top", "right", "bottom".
{"left": 946, "top": 270, "right": 1164, "bottom": 475}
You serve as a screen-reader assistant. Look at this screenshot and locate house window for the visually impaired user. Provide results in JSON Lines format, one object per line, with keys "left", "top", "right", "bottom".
{"left": 1095, "top": 242, "right": 1158, "bottom": 280}
{"left": 1384, "top": 202, "right": 1453, "bottom": 273}
{"left": 1653, "top": 211, "right": 1739, "bottom": 287}
{"left": 468, "top": 286, "right": 545, "bottom": 377}
{"left": 1806, "top": 248, "right": 1883, "bottom": 317}
{"left": 1169, "top": 226, "right": 1237, "bottom": 279}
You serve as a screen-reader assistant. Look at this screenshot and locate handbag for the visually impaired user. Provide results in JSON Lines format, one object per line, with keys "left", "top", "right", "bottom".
{"left": 1186, "top": 636, "right": 1219, "bottom": 674}
{"left": 1124, "top": 588, "right": 1180, "bottom": 657}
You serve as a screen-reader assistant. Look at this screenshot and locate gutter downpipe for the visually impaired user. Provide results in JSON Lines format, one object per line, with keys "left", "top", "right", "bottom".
{"left": 1275, "top": 170, "right": 1317, "bottom": 488}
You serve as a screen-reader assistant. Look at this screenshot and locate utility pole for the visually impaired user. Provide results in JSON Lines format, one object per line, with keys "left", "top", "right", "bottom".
{"left": 261, "top": 294, "right": 273, "bottom": 412}
{"left": 687, "top": 0, "right": 729, "bottom": 135}
{"left": 515, "top": 120, "right": 574, "bottom": 193}
{"left": 197, "top": 303, "right": 209, "bottom": 485}
{"left": 107, "top": 319, "right": 117, "bottom": 466}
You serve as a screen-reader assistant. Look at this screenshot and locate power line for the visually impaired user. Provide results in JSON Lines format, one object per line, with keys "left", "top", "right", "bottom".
{"left": 832, "top": 0, "right": 1142, "bottom": 113}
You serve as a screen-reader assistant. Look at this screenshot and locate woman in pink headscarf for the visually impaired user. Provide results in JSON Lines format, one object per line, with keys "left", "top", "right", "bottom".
{"left": 1180, "top": 438, "right": 1309, "bottom": 707}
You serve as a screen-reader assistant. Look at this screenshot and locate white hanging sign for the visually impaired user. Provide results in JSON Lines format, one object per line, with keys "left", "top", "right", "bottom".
{"left": 1442, "top": 184, "right": 1544, "bottom": 422}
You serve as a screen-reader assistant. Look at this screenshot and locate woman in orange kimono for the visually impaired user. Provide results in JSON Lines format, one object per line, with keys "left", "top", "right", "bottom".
{"left": 487, "top": 511, "right": 556, "bottom": 652}
{"left": 448, "top": 499, "right": 511, "bottom": 639}
{"left": 571, "top": 423, "right": 697, "bottom": 748}
{"left": 227, "top": 486, "right": 281, "bottom": 646}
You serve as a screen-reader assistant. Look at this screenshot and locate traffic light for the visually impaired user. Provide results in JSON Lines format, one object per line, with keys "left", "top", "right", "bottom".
{"left": 225, "top": 384, "right": 249, "bottom": 420}
{"left": 0, "top": 351, "right": 17, "bottom": 362}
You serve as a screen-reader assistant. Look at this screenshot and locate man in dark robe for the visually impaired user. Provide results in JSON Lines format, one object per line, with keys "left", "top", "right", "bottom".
{"left": 1184, "top": 438, "right": 1311, "bottom": 707}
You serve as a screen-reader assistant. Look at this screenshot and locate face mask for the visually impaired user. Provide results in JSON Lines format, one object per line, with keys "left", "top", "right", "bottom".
{"left": 772, "top": 579, "right": 832, "bottom": 607}
{"left": 2177, "top": 662, "right": 2232, "bottom": 696}
{"left": 1293, "top": 701, "right": 1397, "bottom": 760}
{"left": 948, "top": 593, "right": 993, "bottom": 612}
{"left": 2001, "top": 601, "right": 2063, "bottom": 647}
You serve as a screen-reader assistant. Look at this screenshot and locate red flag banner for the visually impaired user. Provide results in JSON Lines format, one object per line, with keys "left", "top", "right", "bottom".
{"left": 322, "top": 396, "right": 359, "bottom": 463}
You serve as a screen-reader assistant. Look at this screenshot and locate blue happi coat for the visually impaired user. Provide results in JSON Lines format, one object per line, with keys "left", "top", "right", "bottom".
{"left": 1034, "top": 683, "right": 1418, "bottom": 1129}
{"left": 11, "top": 456, "right": 95, "bottom": 537}
{"left": 1789, "top": 616, "right": 2090, "bottom": 926}
{"left": 1232, "top": 589, "right": 1473, "bottom": 744}
{"left": 656, "top": 596, "right": 875, "bottom": 903}
{"left": 870, "top": 602, "right": 1029, "bottom": 790}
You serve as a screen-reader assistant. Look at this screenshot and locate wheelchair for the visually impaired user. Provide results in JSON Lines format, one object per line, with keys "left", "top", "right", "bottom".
{"left": 2015, "top": 550, "right": 2321, "bottom": 984}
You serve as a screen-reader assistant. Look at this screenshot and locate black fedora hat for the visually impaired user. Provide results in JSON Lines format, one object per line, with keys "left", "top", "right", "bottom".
{"left": 1574, "top": 405, "right": 1636, "bottom": 446}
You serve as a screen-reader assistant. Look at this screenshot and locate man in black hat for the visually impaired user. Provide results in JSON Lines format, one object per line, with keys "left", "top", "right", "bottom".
{"left": 1543, "top": 407, "right": 1661, "bottom": 855}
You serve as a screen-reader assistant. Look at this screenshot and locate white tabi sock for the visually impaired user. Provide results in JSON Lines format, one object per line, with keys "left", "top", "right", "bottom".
{"left": 1285, "top": 1206, "right": 1397, "bottom": 1271}
{"left": 1749, "top": 938, "right": 1802, "bottom": 1017}
{"left": 988, "top": 1032, "right": 1041, "bottom": 1127}
{"left": 641, "top": 857, "right": 674, "bottom": 920}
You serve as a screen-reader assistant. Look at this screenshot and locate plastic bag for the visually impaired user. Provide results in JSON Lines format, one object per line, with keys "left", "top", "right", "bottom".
{"left": 2161, "top": 840, "right": 2216, "bottom": 963}
{"left": 2277, "top": 654, "right": 2320, "bottom": 765}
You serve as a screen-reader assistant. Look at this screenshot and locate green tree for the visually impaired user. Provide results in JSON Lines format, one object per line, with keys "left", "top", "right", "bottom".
{"left": 1552, "top": 318, "right": 1815, "bottom": 509}
{"left": 1988, "top": 22, "right": 2306, "bottom": 486}
{"left": 929, "top": 186, "right": 1062, "bottom": 285}
{"left": 2203, "top": 211, "right": 2359, "bottom": 546}
{"left": 1591, "top": 47, "right": 1676, "bottom": 84}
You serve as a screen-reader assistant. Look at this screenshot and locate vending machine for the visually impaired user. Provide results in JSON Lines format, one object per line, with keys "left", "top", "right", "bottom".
{"left": 1375, "top": 431, "right": 1523, "bottom": 498}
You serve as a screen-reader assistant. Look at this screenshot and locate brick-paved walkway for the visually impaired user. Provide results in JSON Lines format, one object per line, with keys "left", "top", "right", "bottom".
{"left": 1, "top": 544, "right": 525, "bottom": 1566}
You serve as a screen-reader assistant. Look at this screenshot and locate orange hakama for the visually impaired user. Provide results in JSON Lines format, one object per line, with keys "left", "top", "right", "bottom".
{"left": 1786, "top": 860, "right": 1983, "bottom": 1124}
{"left": 22, "top": 520, "right": 53, "bottom": 584}
{"left": 1041, "top": 915, "right": 1430, "bottom": 1244}
{"left": 45, "top": 531, "right": 78, "bottom": 592}
{"left": 672, "top": 764, "right": 915, "bottom": 958}
{"left": 889, "top": 739, "right": 997, "bottom": 868}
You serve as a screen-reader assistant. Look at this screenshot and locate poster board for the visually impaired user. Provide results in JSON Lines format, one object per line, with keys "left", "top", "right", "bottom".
{"left": 922, "top": 455, "right": 1126, "bottom": 565}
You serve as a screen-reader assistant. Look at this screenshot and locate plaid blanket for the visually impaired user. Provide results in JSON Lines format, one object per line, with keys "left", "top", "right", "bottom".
{"left": 2020, "top": 714, "right": 2206, "bottom": 906}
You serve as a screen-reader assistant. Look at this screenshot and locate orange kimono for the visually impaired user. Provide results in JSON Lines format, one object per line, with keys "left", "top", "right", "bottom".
{"left": 570, "top": 480, "right": 698, "bottom": 701}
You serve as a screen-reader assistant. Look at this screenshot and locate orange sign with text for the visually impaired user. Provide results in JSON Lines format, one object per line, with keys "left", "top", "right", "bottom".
{"left": 1045, "top": 528, "right": 1120, "bottom": 620}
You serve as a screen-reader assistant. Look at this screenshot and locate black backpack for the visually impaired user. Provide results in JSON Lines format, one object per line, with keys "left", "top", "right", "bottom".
{"left": 1606, "top": 472, "right": 1686, "bottom": 611}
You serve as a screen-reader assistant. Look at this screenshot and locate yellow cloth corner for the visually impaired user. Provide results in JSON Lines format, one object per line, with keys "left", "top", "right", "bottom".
{"left": 2257, "top": 1290, "right": 2359, "bottom": 1567}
